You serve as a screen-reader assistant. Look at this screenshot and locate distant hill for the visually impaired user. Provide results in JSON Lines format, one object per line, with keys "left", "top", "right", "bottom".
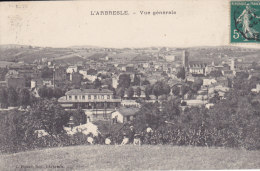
{"left": 0, "top": 44, "right": 259, "bottom": 64}
{"left": 0, "top": 44, "right": 34, "bottom": 50}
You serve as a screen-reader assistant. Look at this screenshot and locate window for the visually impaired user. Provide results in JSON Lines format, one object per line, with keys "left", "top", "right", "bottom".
{"left": 94, "top": 95, "right": 97, "bottom": 99}
{"left": 69, "top": 96, "right": 72, "bottom": 100}
{"left": 88, "top": 95, "right": 91, "bottom": 99}
{"left": 75, "top": 95, "right": 77, "bottom": 100}
{"left": 107, "top": 95, "right": 110, "bottom": 99}
{"left": 82, "top": 95, "right": 85, "bottom": 100}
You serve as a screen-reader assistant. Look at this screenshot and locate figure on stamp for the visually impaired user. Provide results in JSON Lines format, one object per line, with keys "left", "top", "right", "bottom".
{"left": 236, "top": 4, "right": 260, "bottom": 40}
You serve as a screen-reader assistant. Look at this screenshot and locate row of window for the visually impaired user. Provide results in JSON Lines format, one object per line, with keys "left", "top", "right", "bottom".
{"left": 68, "top": 95, "right": 111, "bottom": 100}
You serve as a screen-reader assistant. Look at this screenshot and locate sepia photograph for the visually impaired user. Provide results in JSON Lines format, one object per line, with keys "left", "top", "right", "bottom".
{"left": 0, "top": 0, "right": 260, "bottom": 170}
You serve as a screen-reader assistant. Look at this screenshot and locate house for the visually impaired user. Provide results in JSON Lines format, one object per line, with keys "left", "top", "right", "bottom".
{"left": 203, "top": 78, "right": 217, "bottom": 86}
{"left": 251, "top": 84, "right": 260, "bottom": 93}
{"left": 208, "top": 85, "right": 229, "bottom": 99}
{"left": 184, "top": 99, "right": 206, "bottom": 107}
{"left": 111, "top": 107, "right": 139, "bottom": 123}
{"left": 121, "top": 100, "right": 141, "bottom": 108}
{"left": 222, "top": 70, "right": 235, "bottom": 78}
{"left": 205, "top": 65, "right": 217, "bottom": 76}
{"left": 189, "top": 61, "right": 207, "bottom": 76}
{"left": 164, "top": 55, "right": 176, "bottom": 62}
{"left": 66, "top": 66, "right": 78, "bottom": 74}
{"left": 112, "top": 75, "right": 119, "bottom": 88}
{"left": 42, "top": 79, "right": 53, "bottom": 87}
{"left": 31, "top": 79, "right": 43, "bottom": 88}
{"left": 0, "top": 81, "right": 7, "bottom": 87}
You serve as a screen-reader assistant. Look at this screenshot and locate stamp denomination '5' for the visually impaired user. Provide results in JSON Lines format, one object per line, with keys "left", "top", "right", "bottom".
{"left": 231, "top": 1, "right": 260, "bottom": 43}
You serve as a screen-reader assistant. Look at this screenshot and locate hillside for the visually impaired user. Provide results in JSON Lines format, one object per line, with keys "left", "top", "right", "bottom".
{"left": 0, "top": 45, "right": 260, "bottom": 64}
{"left": 0, "top": 145, "right": 259, "bottom": 170}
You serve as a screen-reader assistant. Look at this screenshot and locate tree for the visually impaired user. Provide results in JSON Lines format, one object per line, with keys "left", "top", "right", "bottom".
{"left": 162, "top": 83, "right": 171, "bottom": 96}
{"left": 38, "top": 86, "right": 54, "bottom": 99}
{"left": 145, "top": 85, "right": 153, "bottom": 99}
{"left": 72, "top": 107, "right": 86, "bottom": 126}
{"left": 191, "top": 79, "right": 203, "bottom": 93}
{"left": 152, "top": 82, "right": 163, "bottom": 99}
{"left": 0, "top": 110, "right": 27, "bottom": 150}
{"left": 161, "top": 99, "right": 181, "bottom": 120}
{"left": 25, "top": 99, "right": 70, "bottom": 135}
{"left": 126, "top": 87, "right": 134, "bottom": 99}
{"left": 172, "top": 86, "right": 180, "bottom": 96}
{"left": 46, "top": 87, "right": 54, "bottom": 98}
{"left": 133, "top": 74, "right": 140, "bottom": 86}
{"left": 38, "top": 86, "right": 48, "bottom": 98}
{"left": 136, "top": 87, "right": 142, "bottom": 97}
{"left": 209, "top": 90, "right": 220, "bottom": 104}
{"left": 118, "top": 74, "right": 131, "bottom": 89}
{"left": 93, "top": 78, "right": 102, "bottom": 89}
{"left": 87, "top": 69, "right": 97, "bottom": 75}
{"left": 134, "top": 103, "right": 162, "bottom": 131}
{"left": 209, "top": 70, "right": 223, "bottom": 78}
{"left": 116, "top": 87, "right": 125, "bottom": 99}
{"left": 53, "top": 88, "right": 64, "bottom": 99}
{"left": 7, "top": 87, "right": 18, "bottom": 107}
{"left": 18, "top": 88, "right": 30, "bottom": 106}
{"left": 180, "top": 85, "right": 190, "bottom": 99}
{"left": 177, "top": 67, "right": 186, "bottom": 80}
{"left": 142, "top": 79, "right": 150, "bottom": 86}
{"left": 0, "top": 88, "right": 8, "bottom": 108}
{"left": 235, "top": 71, "right": 249, "bottom": 80}
{"left": 250, "top": 61, "right": 258, "bottom": 70}
{"left": 41, "top": 66, "right": 53, "bottom": 78}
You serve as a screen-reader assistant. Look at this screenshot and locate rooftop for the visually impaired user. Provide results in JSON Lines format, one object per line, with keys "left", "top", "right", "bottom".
{"left": 65, "top": 89, "right": 113, "bottom": 95}
{"left": 117, "top": 107, "right": 140, "bottom": 116}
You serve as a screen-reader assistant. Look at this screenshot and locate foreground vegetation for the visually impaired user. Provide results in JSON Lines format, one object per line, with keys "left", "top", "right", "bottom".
{"left": 0, "top": 70, "right": 259, "bottom": 153}
{"left": 0, "top": 145, "right": 259, "bottom": 170}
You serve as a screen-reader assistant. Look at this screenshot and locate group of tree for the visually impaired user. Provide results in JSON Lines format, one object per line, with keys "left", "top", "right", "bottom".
{"left": 152, "top": 81, "right": 171, "bottom": 99}
{"left": 132, "top": 87, "right": 260, "bottom": 149}
{"left": 0, "top": 95, "right": 93, "bottom": 153}
{"left": 38, "top": 86, "right": 64, "bottom": 99}
{"left": 143, "top": 81, "right": 171, "bottom": 100}
{"left": 233, "top": 71, "right": 260, "bottom": 94}
{"left": 118, "top": 74, "right": 131, "bottom": 89}
{"left": 0, "top": 98, "right": 71, "bottom": 153}
{"left": 41, "top": 66, "right": 53, "bottom": 78}
{"left": 115, "top": 86, "right": 134, "bottom": 100}
{"left": 67, "top": 107, "right": 86, "bottom": 126}
{"left": 0, "top": 87, "right": 33, "bottom": 108}
{"left": 144, "top": 81, "right": 171, "bottom": 99}
{"left": 176, "top": 67, "right": 186, "bottom": 80}
{"left": 208, "top": 70, "right": 223, "bottom": 78}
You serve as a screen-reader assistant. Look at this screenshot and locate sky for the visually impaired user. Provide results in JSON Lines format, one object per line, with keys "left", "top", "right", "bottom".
{"left": 0, "top": 0, "right": 259, "bottom": 48}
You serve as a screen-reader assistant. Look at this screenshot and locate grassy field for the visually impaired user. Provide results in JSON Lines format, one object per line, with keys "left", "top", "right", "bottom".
{"left": 0, "top": 145, "right": 259, "bottom": 170}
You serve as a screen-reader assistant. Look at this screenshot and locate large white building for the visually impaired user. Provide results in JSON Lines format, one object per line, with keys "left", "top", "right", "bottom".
{"left": 58, "top": 89, "right": 121, "bottom": 121}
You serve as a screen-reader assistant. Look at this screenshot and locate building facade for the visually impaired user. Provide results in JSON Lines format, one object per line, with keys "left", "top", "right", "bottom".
{"left": 58, "top": 89, "right": 121, "bottom": 120}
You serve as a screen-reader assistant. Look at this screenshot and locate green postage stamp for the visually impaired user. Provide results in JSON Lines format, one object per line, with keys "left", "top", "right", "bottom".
{"left": 231, "top": 1, "right": 260, "bottom": 43}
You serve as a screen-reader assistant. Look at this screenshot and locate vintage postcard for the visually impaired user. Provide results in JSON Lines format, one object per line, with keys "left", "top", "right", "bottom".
{"left": 0, "top": 0, "right": 259, "bottom": 170}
